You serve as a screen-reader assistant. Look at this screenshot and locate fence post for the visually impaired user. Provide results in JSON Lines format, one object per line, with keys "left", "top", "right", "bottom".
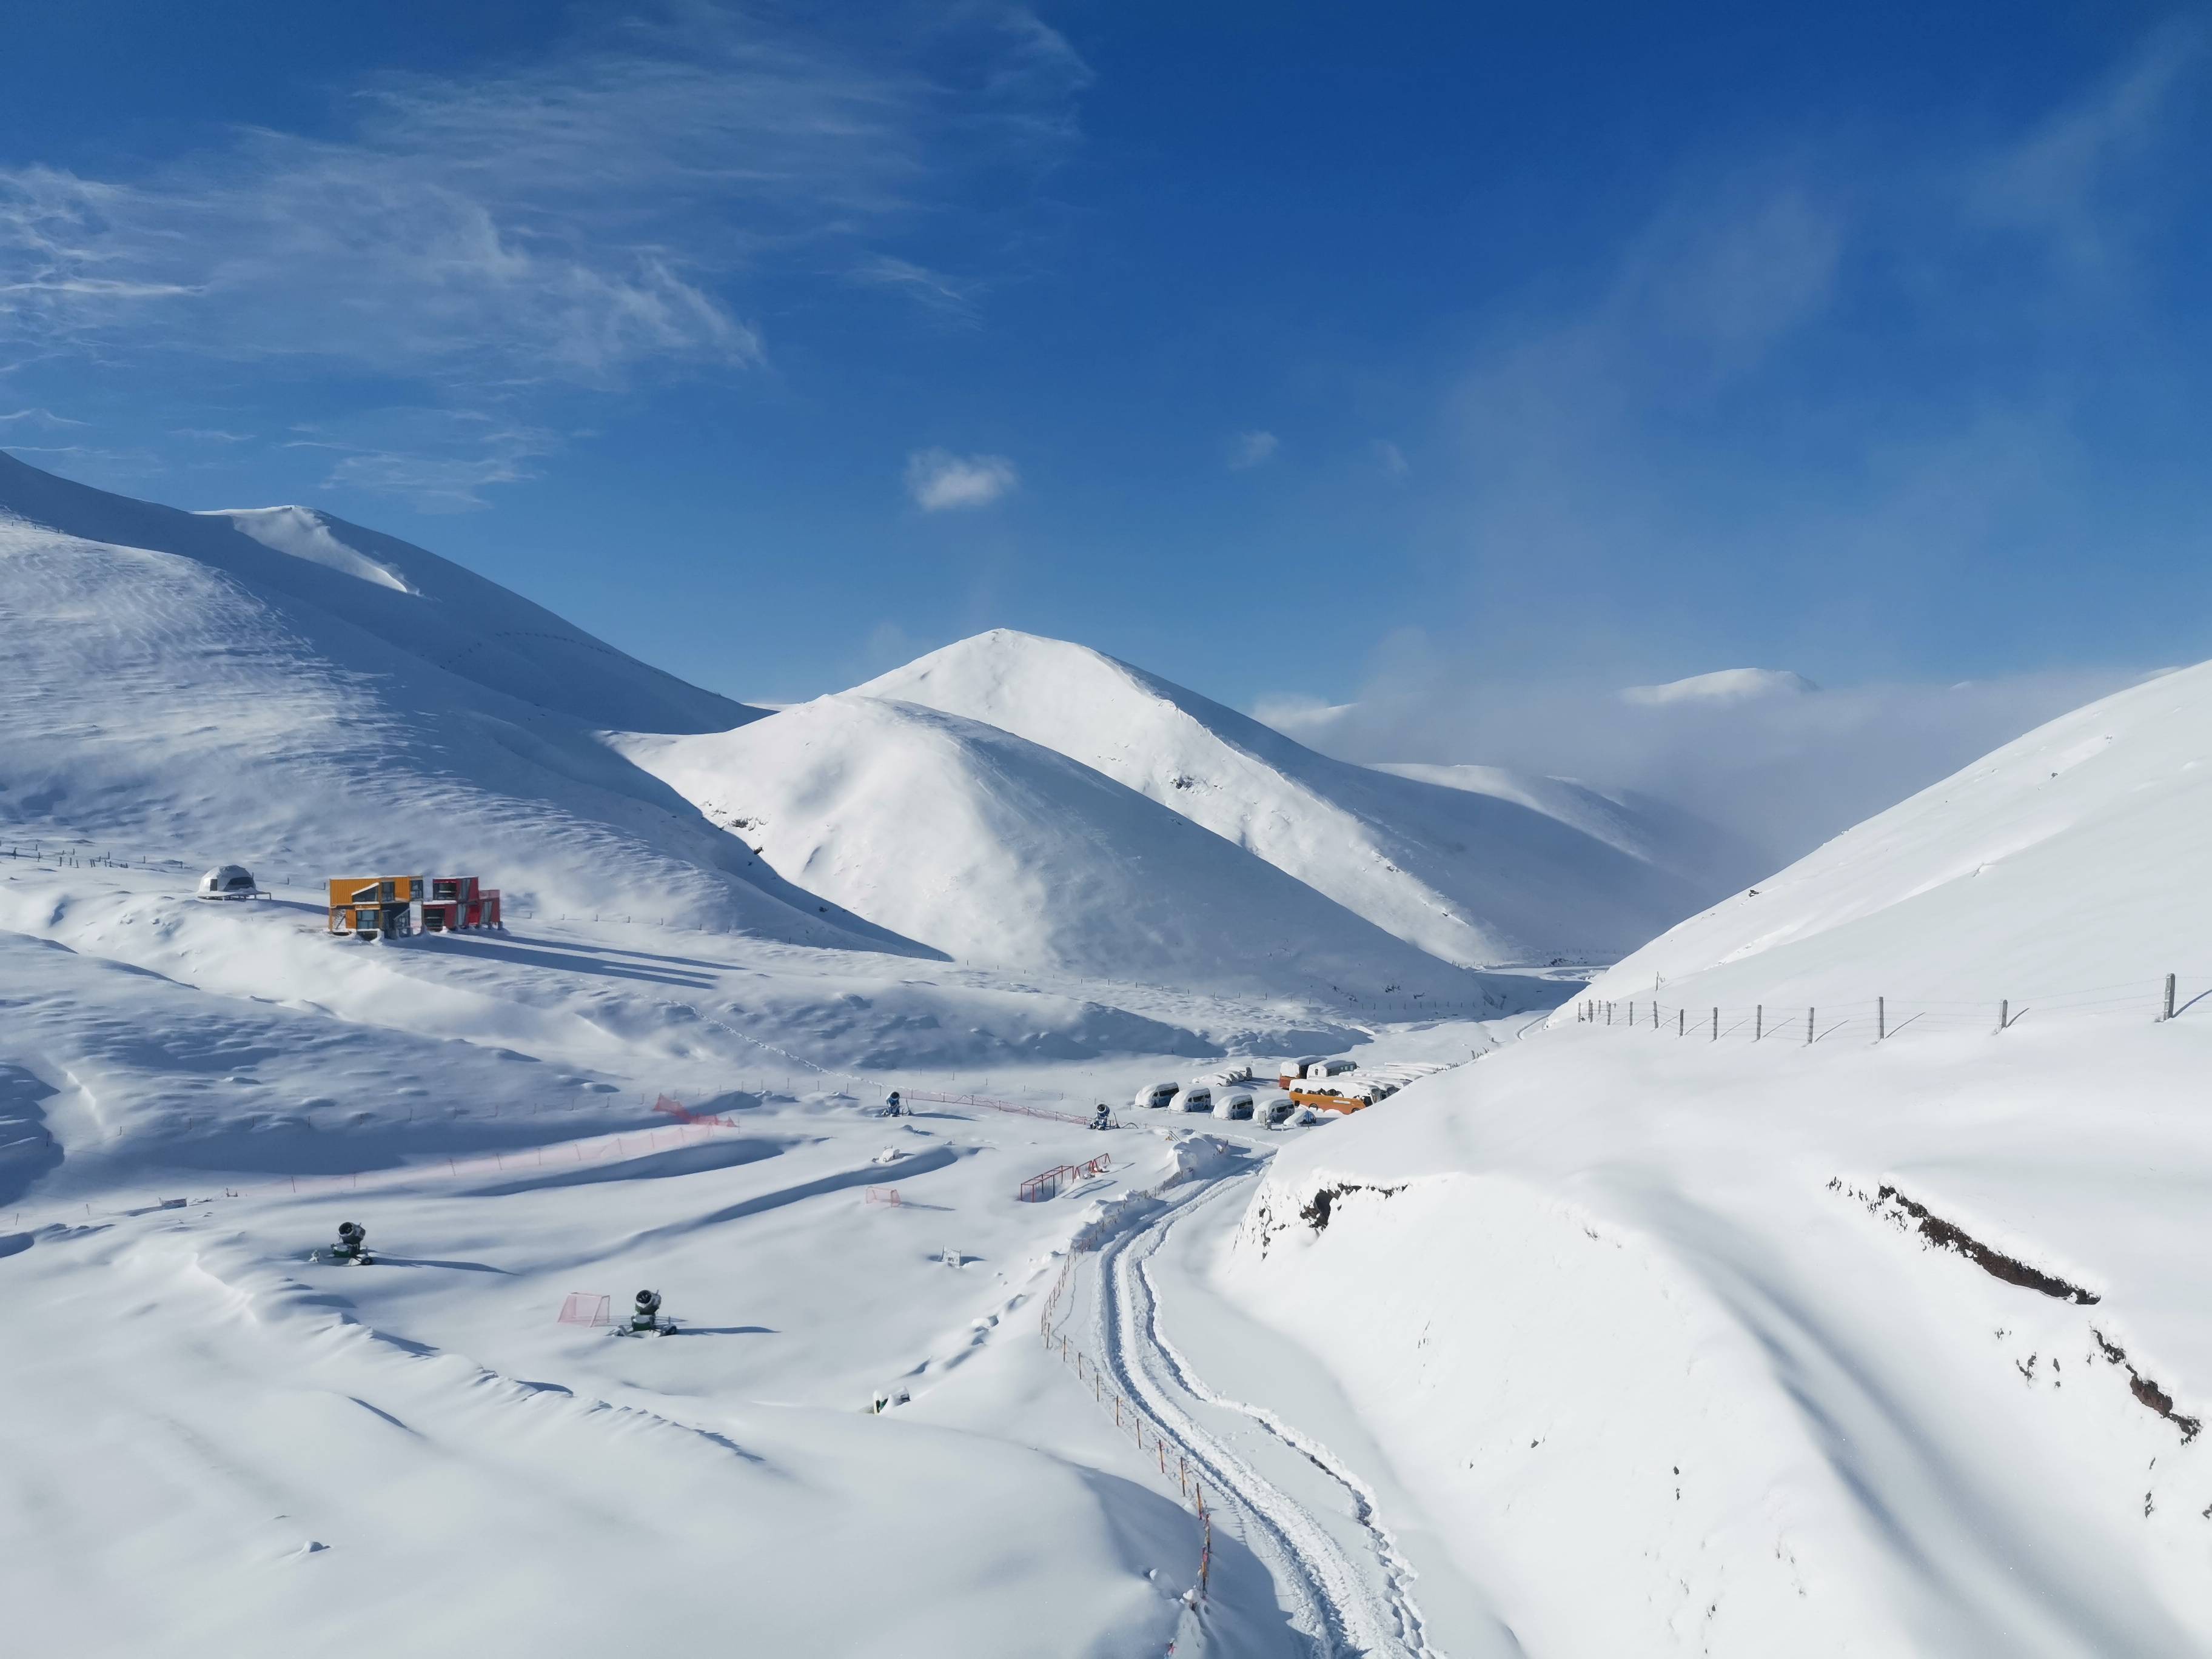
{"left": 1877, "top": 996, "right": 1885, "bottom": 1041}
{"left": 1677, "top": 1008, "right": 1684, "bottom": 1037}
{"left": 1711, "top": 1007, "right": 1717, "bottom": 1041}
{"left": 1652, "top": 1002, "right": 1658, "bottom": 1031}
{"left": 1999, "top": 999, "right": 2008, "bottom": 1031}
{"left": 2163, "top": 973, "right": 2177, "bottom": 1022}
{"left": 1806, "top": 1008, "right": 1814, "bottom": 1045}
{"left": 1755, "top": 1005, "right": 1763, "bottom": 1042}
{"left": 1606, "top": 1002, "right": 1612, "bottom": 1027}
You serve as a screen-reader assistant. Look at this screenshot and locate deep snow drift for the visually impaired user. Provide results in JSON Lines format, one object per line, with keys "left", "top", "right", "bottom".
{"left": 1211, "top": 664, "right": 2212, "bottom": 1655}
{"left": 863, "top": 630, "right": 1745, "bottom": 968}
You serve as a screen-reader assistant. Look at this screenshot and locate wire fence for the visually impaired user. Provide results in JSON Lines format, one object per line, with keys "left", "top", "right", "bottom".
{"left": 1570, "top": 971, "right": 2210, "bottom": 1045}
{"left": 1037, "top": 1215, "right": 1213, "bottom": 1610}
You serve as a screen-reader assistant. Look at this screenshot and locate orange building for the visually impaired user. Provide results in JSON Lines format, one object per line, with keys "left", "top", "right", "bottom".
{"left": 326, "top": 875, "right": 422, "bottom": 939}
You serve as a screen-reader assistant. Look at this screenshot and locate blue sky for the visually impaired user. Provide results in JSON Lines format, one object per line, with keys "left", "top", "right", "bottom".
{"left": 1, "top": 2, "right": 2207, "bottom": 716}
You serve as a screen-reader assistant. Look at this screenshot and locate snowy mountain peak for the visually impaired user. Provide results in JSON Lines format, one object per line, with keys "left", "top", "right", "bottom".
{"left": 859, "top": 628, "right": 1749, "bottom": 967}
{"left": 1620, "top": 667, "right": 1820, "bottom": 706}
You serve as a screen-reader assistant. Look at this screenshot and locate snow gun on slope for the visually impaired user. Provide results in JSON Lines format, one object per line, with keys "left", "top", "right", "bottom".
{"left": 313, "top": 1220, "right": 374, "bottom": 1266}
{"left": 618, "top": 1289, "right": 676, "bottom": 1337}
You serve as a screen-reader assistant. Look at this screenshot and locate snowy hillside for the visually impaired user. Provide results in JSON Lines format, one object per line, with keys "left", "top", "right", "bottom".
{"left": 1369, "top": 762, "right": 1769, "bottom": 910}
{"left": 0, "top": 449, "right": 900, "bottom": 947}
{"left": 620, "top": 693, "right": 1508, "bottom": 1001}
{"left": 1577, "top": 660, "right": 2212, "bottom": 1014}
{"left": 863, "top": 629, "right": 1737, "bottom": 967}
{"left": 1204, "top": 660, "right": 2212, "bottom": 1654}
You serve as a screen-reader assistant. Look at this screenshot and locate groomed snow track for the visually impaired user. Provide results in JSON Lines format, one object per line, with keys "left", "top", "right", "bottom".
{"left": 1077, "top": 1170, "right": 1437, "bottom": 1658}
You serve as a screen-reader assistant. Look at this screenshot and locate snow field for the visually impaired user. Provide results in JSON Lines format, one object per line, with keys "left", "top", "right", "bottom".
{"left": 1, "top": 839, "right": 1480, "bottom": 1654}
{"left": 1216, "top": 1014, "right": 2212, "bottom": 1655}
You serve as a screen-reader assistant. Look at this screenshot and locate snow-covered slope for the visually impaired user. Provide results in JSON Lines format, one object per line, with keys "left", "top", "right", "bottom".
{"left": 1370, "top": 762, "right": 1771, "bottom": 907}
{"left": 1208, "top": 660, "right": 2212, "bottom": 1654}
{"left": 861, "top": 630, "right": 1733, "bottom": 967}
{"left": 0, "top": 449, "right": 893, "bottom": 947}
{"left": 620, "top": 694, "right": 1506, "bottom": 1002}
{"left": 1578, "top": 660, "right": 2212, "bottom": 1013}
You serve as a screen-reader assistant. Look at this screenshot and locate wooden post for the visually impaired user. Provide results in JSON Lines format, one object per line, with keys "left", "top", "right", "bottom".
{"left": 1999, "top": 999, "right": 2008, "bottom": 1030}
{"left": 1877, "top": 996, "right": 1885, "bottom": 1040}
{"left": 2163, "top": 973, "right": 2177, "bottom": 1021}
{"left": 1755, "top": 1005, "right": 1763, "bottom": 1041}
{"left": 1606, "top": 1002, "right": 1612, "bottom": 1027}
{"left": 1806, "top": 1007, "right": 1814, "bottom": 1045}
{"left": 1711, "top": 1007, "right": 1718, "bottom": 1041}
{"left": 1678, "top": 1008, "right": 1684, "bottom": 1036}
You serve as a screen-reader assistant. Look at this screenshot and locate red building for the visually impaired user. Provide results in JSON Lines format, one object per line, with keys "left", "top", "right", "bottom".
{"left": 422, "top": 875, "right": 501, "bottom": 932}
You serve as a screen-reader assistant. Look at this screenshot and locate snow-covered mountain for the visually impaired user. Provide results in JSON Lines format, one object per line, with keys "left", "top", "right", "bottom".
{"left": 1578, "top": 660, "right": 2208, "bottom": 1009}
{"left": 1219, "top": 661, "right": 2212, "bottom": 1654}
{"left": 0, "top": 449, "right": 895, "bottom": 948}
{"left": 860, "top": 629, "right": 1741, "bottom": 967}
{"left": 620, "top": 693, "right": 1503, "bottom": 1000}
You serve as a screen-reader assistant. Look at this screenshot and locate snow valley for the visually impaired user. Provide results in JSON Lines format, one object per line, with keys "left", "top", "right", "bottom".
{"left": 5, "top": 447, "right": 2210, "bottom": 1656}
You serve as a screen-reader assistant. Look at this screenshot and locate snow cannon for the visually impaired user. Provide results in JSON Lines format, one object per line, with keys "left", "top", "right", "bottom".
{"left": 625, "top": 1289, "right": 672, "bottom": 1337}
{"left": 1090, "top": 1103, "right": 1111, "bottom": 1131}
{"left": 882, "top": 1090, "right": 902, "bottom": 1118}
{"left": 323, "top": 1220, "right": 371, "bottom": 1266}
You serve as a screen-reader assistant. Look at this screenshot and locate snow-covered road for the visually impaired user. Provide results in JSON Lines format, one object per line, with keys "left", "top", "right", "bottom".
{"left": 1074, "top": 1167, "right": 1441, "bottom": 1657}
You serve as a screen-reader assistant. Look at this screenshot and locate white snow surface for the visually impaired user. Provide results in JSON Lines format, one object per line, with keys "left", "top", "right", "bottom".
{"left": 0, "top": 843, "right": 1450, "bottom": 1657}
{"left": 1572, "top": 659, "right": 2209, "bottom": 1015}
{"left": 619, "top": 694, "right": 1512, "bottom": 1002}
{"left": 862, "top": 629, "right": 1738, "bottom": 967}
{"left": 1203, "top": 662, "right": 2212, "bottom": 1655}
{"left": 0, "top": 450, "right": 897, "bottom": 950}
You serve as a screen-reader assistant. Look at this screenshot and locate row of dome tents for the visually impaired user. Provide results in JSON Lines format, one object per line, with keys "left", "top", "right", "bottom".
{"left": 1133, "top": 1054, "right": 1440, "bottom": 1125}
{"left": 1277, "top": 1056, "right": 1356, "bottom": 1088}
{"left": 1130, "top": 1073, "right": 1290, "bottom": 1124}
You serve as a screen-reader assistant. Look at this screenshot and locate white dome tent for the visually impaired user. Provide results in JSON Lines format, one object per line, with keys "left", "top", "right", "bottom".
{"left": 195, "top": 864, "right": 260, "bottom": 900}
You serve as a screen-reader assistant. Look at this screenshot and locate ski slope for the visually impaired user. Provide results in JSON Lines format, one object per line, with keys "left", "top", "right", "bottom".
{"left": 1208, "top": 665, "right": 2212, "bottom": 1655}
{"left": 862, "top": 630, "right": 1744, "bottom": 968}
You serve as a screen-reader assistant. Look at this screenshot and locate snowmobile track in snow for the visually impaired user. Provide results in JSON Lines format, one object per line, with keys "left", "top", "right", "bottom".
{"left": 1088, "top": 1171, "right": 1437, "bottom": 1658}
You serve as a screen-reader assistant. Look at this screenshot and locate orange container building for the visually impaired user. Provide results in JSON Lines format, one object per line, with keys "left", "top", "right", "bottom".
{"left": 326, "top": 875, "right": 423, "bottom": 938}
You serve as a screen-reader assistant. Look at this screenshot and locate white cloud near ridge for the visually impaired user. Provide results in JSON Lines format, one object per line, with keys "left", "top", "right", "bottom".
{"left": 1257, "top": 662, "right": 2145, "bottom": 870}
{"left": 905, "top": 447, "right": 1018, "bottom": 511}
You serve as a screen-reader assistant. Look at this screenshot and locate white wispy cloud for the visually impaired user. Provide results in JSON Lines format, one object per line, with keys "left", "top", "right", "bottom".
{"left": 845, "top": 253, "right": 984, "bottom": 323}
{"left": 0, "top": 406, "right": 83, "bottom": 427}
{"left": 905, "top": 447, "right": 1017, "bottom": 511}
{"left": 0, "top": 8, "right": 1090, "bottom": 389}
{"left": 285, "top": 409, "right": 558, "bottom": 512}
{"left": 1227, "top": 429, "right": 1278, "bottom": 470}
{"left": 1372, "top": 439, "right": 1409, "bottom": 478}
